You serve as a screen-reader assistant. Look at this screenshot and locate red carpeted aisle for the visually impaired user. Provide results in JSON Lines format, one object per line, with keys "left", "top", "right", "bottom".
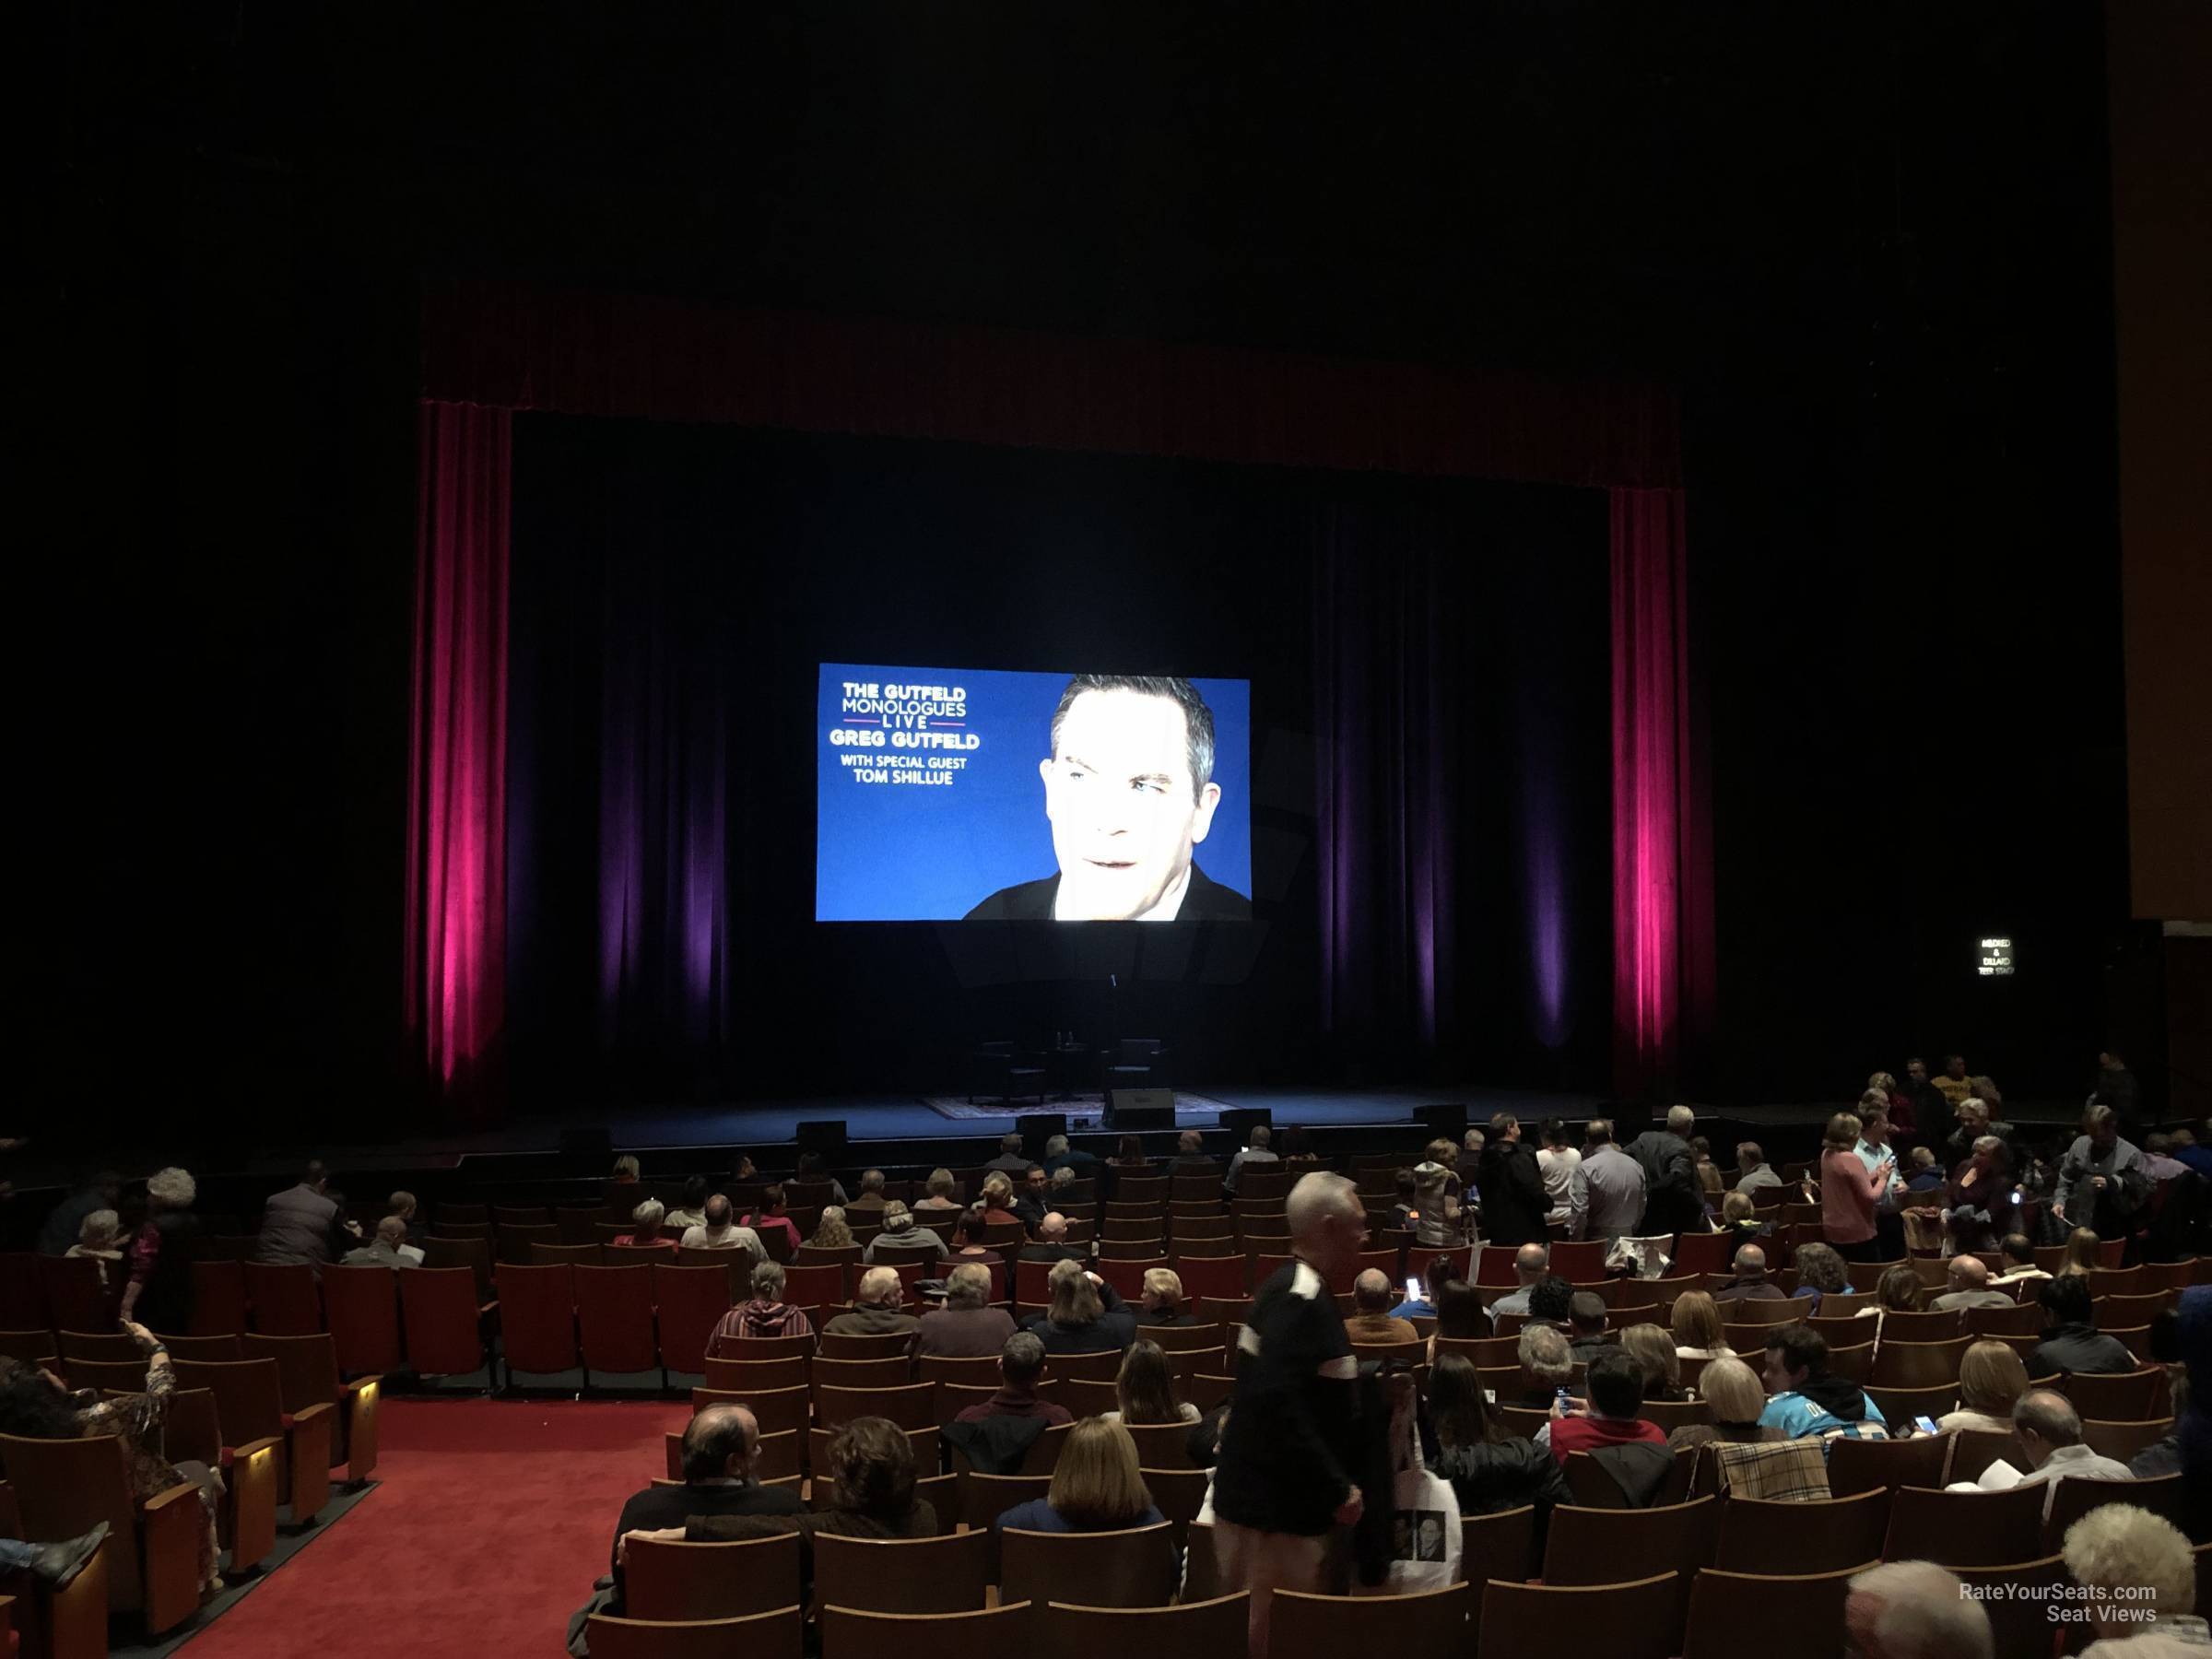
{"left": 182, "top": 1398, "right": 688, "bottom": 1659}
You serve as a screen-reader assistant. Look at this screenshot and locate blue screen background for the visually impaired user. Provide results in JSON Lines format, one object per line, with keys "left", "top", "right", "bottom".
{"left": 815, "top": 664, "right": 1251, "bottom": 921}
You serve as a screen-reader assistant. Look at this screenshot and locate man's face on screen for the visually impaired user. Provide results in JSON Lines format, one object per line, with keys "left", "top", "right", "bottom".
{"left": 1040, "top": 689, "right": 1222, "bottom": 920}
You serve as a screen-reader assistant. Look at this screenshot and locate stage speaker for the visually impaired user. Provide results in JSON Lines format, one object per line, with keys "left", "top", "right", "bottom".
{"left": 796, "top": 1120, "right": 848, "bottom": 1159}
{"left": 1017, "top": 1112, "right": 1067, "bottom": 1154}
{"left": 1219, "top": 1107, "right": 1274, "bottom": 1143}
{"left": 1104, "top": 1089, "right": 1174, "bottom": 1130}
{"left": 1416, "top": 1102, "right": 1469, "bottom": 1141}
{"left": 559, "top": 1127, "right": 613, "bottom": 1167}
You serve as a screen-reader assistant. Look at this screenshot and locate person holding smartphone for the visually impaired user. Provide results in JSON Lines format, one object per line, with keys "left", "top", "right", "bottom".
{"left": 1819, "top": 1111, "right": 1896, "bottom": 1265}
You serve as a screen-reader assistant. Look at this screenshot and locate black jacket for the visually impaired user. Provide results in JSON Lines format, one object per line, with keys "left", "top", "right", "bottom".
{"left": 608, "top": 1480, "right": 803, "bottom": 1595}
{"left": 1626, "top": 1131, "right": 1703, "bottom": 1235}
{"left": 964, "top": 861, "right": 1251, "bottom": 921}
{"left": 1430, "top": 1436, "right": 1571, "bottom": 1517}
{"left": 1213, "top": 1260, "right": 1359, "bottom": 1536}
{"left": 2028, "top": 1323, "right": 2138, "bottom": 1377}
{"left": 1477, "top": 1142, "right": 1550, "bottom": 1245}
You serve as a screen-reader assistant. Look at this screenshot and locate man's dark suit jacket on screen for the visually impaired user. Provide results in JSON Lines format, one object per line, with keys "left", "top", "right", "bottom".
{"left": 964, "top": 862, "right": 1251, "bottom": 921}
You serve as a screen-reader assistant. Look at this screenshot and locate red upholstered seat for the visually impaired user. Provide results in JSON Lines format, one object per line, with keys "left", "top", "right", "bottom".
{"left": 496, "top": 1263, "right": 581, "bottom": 1378}
{"left": 576, "top": 1265, "right": 661, "bottom": 1377}
{"left": 242, "top": 1261, "right": 324, "bottom": 1335}
{"left": 399, "top": 1266, "right": 490, "bottom": 1377}
{"left": 188, "top": 1260, "right": 249, "bottom": 1336}
{"left": 654, "top": 1263, "right": 735, "bottom": 1374}
{"left": 323, "top": 1265, "right": 406, "bottom": 1374}
{"left": 38, "top": 1255, "right": 112, "bottom": 1332}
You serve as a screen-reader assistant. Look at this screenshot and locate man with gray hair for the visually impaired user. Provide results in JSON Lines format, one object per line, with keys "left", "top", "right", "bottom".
{"left": 1576, "top": 1119, "right": 1646, "bottom": 1241}
{"left": 606, "top": 1404, "right": 800, "bottom": 1605}
{"left": 1042, "top": 1133, "right": 1099, "bottom": 1178}
{"left": 847, "top": 1170, "right": 888, "bottom": 1212}
{"left": 1983, "top": 1390, "right": 2135, "bottom": 1519}
{"left": 984, "top": 1132, "right": 1032, "bottom": 1174}
{"left": 1212, "top": 1171, "right": 1369, "bottom": 1659}
{"left": 1626, "top": 1105, "right": 1702, "bottom": 1238}
{"left": 1844, "top": 1561, "right": 1992, "bottom": 1659}
{"left": 1734, "top": 1142, "right": 1783, "bottom": 1194}
{"left": 823, "top": 1266, "right": 919, "bottom": 1339}
{"left": 1224, "top": 1124, "right": 1280, "bottom": 1196}
{"left": 1487, "top": 1242, "right": 1552, "bottom": 1320}
{"left": 917, "top": 1262, "right": 1017, "bottom": 1358}
{"left": 1345, "top": 1269, "right": 1417, "bottom": 1344}
{"left": 341, "top": 1216, "right": 420, "bottom": 1270}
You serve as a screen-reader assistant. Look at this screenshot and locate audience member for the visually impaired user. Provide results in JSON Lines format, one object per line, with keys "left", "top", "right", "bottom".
{"left": 2172, "top": 1124, "right": 2212, "bottom": 1181}
{"left": 1014, "top": 1165, "right": 1051, "bottom": 1233}
{"left": 1105, "top": 1339, "right": 1200, "bottom": 1424}
{"left": 738, "top": 1186, "right": 803, "bottom": 1256}
{"left": 1524, "top": 1275, "right": 1573, "bottom": 1328}
{"left": 994, "top": 1419, "right": 1168, "bottom": 1559}
{"left": 679, "top": 1194, "right": 761, "bottom": 1255}
{"left": 2065, "top": 1498, "right": 2208, "bottom": 1655}
{"left": 1108, "top": 1135, "right": 1150, "bottom": 1169}
{"left": 1041, "top": 1133, "right": 1099, "bottom": 1177}
{"left": 1928, "top": 1255, "right": 2015, "bottom": 1312}
{"left": 1902, "top": 1146, "right": 1947, "bottom": 1194}
{"left": 1016, "top": 1211, "right": 1088, "bottom": 1265}
{"left": 1384, "top": 1168, "right": 1418, "bottom": 1233}
{"left": 1345, "top": 1269, "right": 1418, "bottom": 1344}
{"left": 664, "top": 1176, "right": 711, "bottom": 1231}
{"left": 256, "top": 1159, "right": 358, "bottom": 1270}
{"left": 1669, "top": 1290, "right": 1733, "bottom": 1359}
{"left": 792, "top": 1151, "right": 847, "bottom": 1205}
{"left": 1620, "top": 1323, "right": 1684, "bottom": 1402}
{"left": 864, "top": 1201, "right": 947, "bottom": 1263}
{"left": 1626, "top": 1106, "right": 1704, "bottom": 1240}
{"left": 1210, "top": 1171, "right": 1370, "bottom": 1659}
{"left": 978, "top": 1173, "right": 1022, "bottom": 1227}
{"left": 913, "top": 1168, "right": 964, "bottom": 1216}
{"left": 1819, "top": 1112, "right": 1894, "bottom": 1266}
{"left": 65, "top": 1208, "right": 125, "bottom": 1288}
{"left": 948, "top": 1206, "right": 1006, "bottom": 1274}
{"left": 708, "top": 1261, "right": 815, "bottom": 1350}
{"left": 1422, "top": 1351, "right": 1570, "bottom": 1516}
{"left": 37, "top": 1168, "right": 122, "bottom": 1257}
{"left": 1566, "top": 1292, "right": 1612, "bottom": 1364}
{"left": 806, "top": 1206, "right": 854, "bottom": 1249}
{"left": 1487, "top": 1243, "right": 1551, "bottom": 1320}
{"left": 1170, "top": 1130, "right": 1217, "bottom": 1171}
{"left": 1535, "top": 1119, "right": 1581, "bottom": 1231}
{"left": 383, "top": 1191, "right": 429, "bottom": 1255}
{"left": 1854, "top": 1263, "right": 1926, "bottom": 1345}
{"left": 1690, "top": 1135, "right": 1726, "bottom": 1201}
{"left": 1844, "top": 1561, "right": 1993, "bottom": 1659}
{"left": 824, "top": 1266, "right": 919, "bottom": 1339}
{"left": 1023, "top": 1257, "right": 1135, "bottom": 1354}
{"left": 606, "top": 1405, "right": 799, "bottom": 1606}
{"left": 611, "top": 1198, "right": 680, "bottom": 1253}
{"left": 1791, "top": 1241, "right": 1855, "bottom": 1311}
{"left": 1665, "top": 1356, "right": 1778, "bottom": 1452}
{"left": 1936, "top": 1340, "right": 2031, "bottom": 1434}
{"left": 608, "top": 1155, "right": 641, "bottom": 1188}
{"left": 1135, "top": 1267, "right": 1198, "bottom": 1327}
{"left": 1999, "top": 1390, "right": 2135, "bottom": 1512}
{"left": 1734, "top": 1141, "right": 1783, "bottom": 1195}
{"left": 2028, "top": 1274, "right": 2136, "bottom": 1376}
{"left": 1510, "top": 1324, "right": 1571, "bottom": 1408}
{"left": 1389, "top": 1253, "right": 1454, "bottom": 1321}
{"left": 1717, "top": 1189, "right": 1767, "bottom": 1247}
{"left": 1712, "top": 1243, "right": 1788, "bottom": 1302}
{"left": 1432, "top": 1277, "right": 1491, "bottom": 1351}
{"left": 1991, "top": 1232, "right": 2049, "bottom": 1288}
{"left": 1759, "top": 1324, "right": 1889, "bottom": 1441}
{"left": 947, "top": 1330, "right": 1073, "bottom": 1477}
{"left": 914, "top": 1263, "right": 1015, "bottom": 1359}
{"left": 1578, "top": 1119, "right": 1646, "bottom": 1241}
{"left": 2054, "top": 1104, "right": 2149, "bottom": 1237}
{"left": 983, "top": 1132, "right": 1032, "bottom": 1174}
{"left": 1224, "top": 1124, "right": 1281, "bottom": 1195}
{"left": 117, "top": 1166, "right": 198, "bottom": 1332}
{"left": 1477, "top": 1113, "right": 1550, "bottom": 1244}
{"left": 341, "top": 1216, "right": 420, "bottom": 1269}
{"left": 1049, "top": 1166, "right": 1079, "bottom": 1204}
{"left": 1547, "top": 1349, "right": 1667, "bottom": 1465}
{"left": 846, "top": 1170, "right": 888, "bottom": 1213}
{"left": 1409, "top": 1160, "right": 1465, "bottom": 1247}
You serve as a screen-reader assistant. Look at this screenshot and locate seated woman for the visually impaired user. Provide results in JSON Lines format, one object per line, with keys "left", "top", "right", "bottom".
{"left": 804, "top": 1206, "right": 855, "bottom": 1251}
{"left": 709, "top": 1260, "right": 816, "bottom": 1349}
{"left": 995, "top": 1418, "right": 1167, "bottom": 1538}
{"left": 65, "top": 1208, "right": 125, "bottom": 1288}
{"left": 1134, "top": 1267, "right": 1198, "bottom": 1328}
{"left": 1853, "top": 1263, "right": 1925, "bottom": 1351}
{"left": 1421, "top": 1352, "right": 1570, "bottom": 1516}
{"left": 946, "top": 1206, "right": 1005, "bottom": 1274}
{"left": 611, "top": 1198, "right": 680, "bottom": 1253}
{"left": 1022, "top": 1258, "right": 1135, "bottom": 1355}
{"left": 1790, "top": 1241, "right": 1855, "bottom": 1312}
{"left": 0, "top": 1324, "right": 224, "bottom": 1596}
{"left": 1665, "top": 1356, "right": 1786, "bottom": 1453}
{"left": 1108, "top": 1135, "right": 1150, "bottom": 1171}
{"left": 1669, "top": 1290, "right": 1734, "bottom": 1361}
{"left": 862, "top": 1202, "right": 947, "bottom": 1264}
{"left": 1425, "top": 1277, "right": 1488, "bottom": 1363}
{"left": 977, "top": 1174, "right": 1022, "bottom": 1229}
{"left": 1936, "top": 1339, "right": 2032, "bottom": 1435}
{"left": 2057, "top": 1226, "right": 2101, "bottom": 1279}
{"left": 1103, "top": 1339, "right": 1201, "bottom": 1425}
{"left": 737, "top": 1186, "right": 804, "bottom": 1257}
{"left": 1620, "top": 1324, "right": 1688, "bottom": 1403}
{"left": 1716, "top": 1190, "right": 1769, "bottom": 1248}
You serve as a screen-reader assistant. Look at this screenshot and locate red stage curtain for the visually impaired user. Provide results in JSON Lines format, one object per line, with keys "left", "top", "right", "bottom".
{"left": 1609, "top": 487, "right": 1715, "bottom": 1097}
{"left": 404, "top": 402, "right": 511, "bottom": 1099}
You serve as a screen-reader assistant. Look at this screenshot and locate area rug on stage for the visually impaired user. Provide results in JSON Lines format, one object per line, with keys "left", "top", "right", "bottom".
{"left": 924, "top": 1090, "right": 1236, "bottom": 1124}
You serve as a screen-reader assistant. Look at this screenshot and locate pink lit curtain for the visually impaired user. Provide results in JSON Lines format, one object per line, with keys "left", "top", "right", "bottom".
{"left": 1609, "top": 487, "right": 1715, "bottom": 1097}
{"left": 405, "top": 401, "right": 511, "bottom": 1096}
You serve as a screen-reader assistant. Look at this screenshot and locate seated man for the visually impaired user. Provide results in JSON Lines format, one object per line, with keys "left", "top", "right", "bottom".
{"left": 846, "top": 1170, "right": 888, "bottom": 1213}
{"left": 916, "top": 1263, "right": 1017, "bottom": 1359}
{"left": 1041, "top": 1134, "right": 1099, "bottom": 1178}
{"left": 1546, "top": 1349, "right": 1667, "bottom": 1465}
{"left": 1927, "top": 1253, "right": 2015, "bottom": 1312}
{"left": 1013, "top": 1166, "right": 1051, "bottom": 1236}
{"left": 1991, "top": 1232, "right": 2051, "bottom": 1287}
{"left": 606, "top": 1405, "right": 800, "bottom": 1610}
{"left": 1524, "top": 1274, "right": 1575, "bottom": 1331}
{"left": 942, "top": 1330, "right": 1074, "bottom": 1475}
{"left": 1345, "top": 1269, "right": 1418, "bottom": 1344}
{"left": 385, "top": 1191, "right": 429, "bottom": 1256}
{"left": 1845, "top": 1563, "right": 1993, "bottom": 1659}
{"left": 1969, "top": 1389, "right": 2134, "bottom": 1520}
{"left": 1566, "top": 1292, "right": 1613, "bottom": 1365}
{"left": 611, "top": 1198, "right": 680, "bottom": 1253}
{"left": 1016, "top": 1212, "right": 1088, "bottom": 1265}
{"left": 1170, "top": 1130, "right": 1219, "bottom": 1172}
{"left": 1712, "top": 1243, "right": 1788, "bottom": 1302}
{"left": 823, "top": 1267, "right": 920, "bottom": 1339}
{"left": 1487, "top": 1243, "right": 1551, "bottom": 1320}
{"left": 1759, "top": 1325, "right": 1888, "bottom": 1444}
{"left": 341, "top": 1216, "right": 419, "bottom": 1269}
{"left": 1515, "top": 1324, "right": 1575, "bottom": 1408}
{"left": 2027, "top": 1274, "right": 2138, "bottom": 1376}
{"left": 678, "top": 1194, "right": 762, "bottom": 1255}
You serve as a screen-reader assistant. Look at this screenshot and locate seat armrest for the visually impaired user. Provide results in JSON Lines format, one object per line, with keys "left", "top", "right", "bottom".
{"left": 287, "top": 1401, "right": 336, "bottom": 1430}
{"left": 140, "top": 1480, "right": 203, "bottom": 1516}
{"left": 230, "top": 1433, "right": 284, "bottom": 1462}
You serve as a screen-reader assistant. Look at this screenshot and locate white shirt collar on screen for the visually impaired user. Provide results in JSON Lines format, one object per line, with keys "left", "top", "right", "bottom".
{"left": 1054, "top": 861, "right": 1192, "bottom": 922}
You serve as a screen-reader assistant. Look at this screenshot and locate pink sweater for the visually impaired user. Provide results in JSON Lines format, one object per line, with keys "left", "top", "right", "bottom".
{"left": 1820, "top": 1148, "right": 1887, "bottom": 1245}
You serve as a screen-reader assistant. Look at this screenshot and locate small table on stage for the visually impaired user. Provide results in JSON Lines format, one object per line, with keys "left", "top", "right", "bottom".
{"left": 1046, "top": 1045, "right": 1095, "bottom": 1101}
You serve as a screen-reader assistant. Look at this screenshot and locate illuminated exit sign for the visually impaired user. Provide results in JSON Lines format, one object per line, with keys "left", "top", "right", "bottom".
{"left": 1978, "top": 937, "right": 2015, "bottom": 977}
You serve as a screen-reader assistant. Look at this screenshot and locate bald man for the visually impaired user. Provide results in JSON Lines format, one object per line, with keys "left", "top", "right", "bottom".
{"left": 607, "top": 1405, "right": 800, "bottom": 1602}
{"left": 1345, "top": 1269, "right": 1417, "bottom": 1344}
{"left": 1212, "top": 1171, "right": 1370, "bottom": 1659}
{"left": 1928, "top": 1253, "right": 2017, "bottom": 1312}
{"left": 823, "top": 1266, "right": 920, "bottom": 1338}
{"left": 1487, "top": 1243, "right": 1552, "bottom": 1320}
{"left": 1712, "top": 1243, "right": 1788, "bottom": 1302}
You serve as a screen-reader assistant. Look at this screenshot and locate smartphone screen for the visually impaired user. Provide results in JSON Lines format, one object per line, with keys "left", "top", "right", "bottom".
{"left": 1913, "top": 1415, "right": 1940, "bottom": 1436}
{"left": 1404, "top": 1277, "right": 1422, "bottom": 1303}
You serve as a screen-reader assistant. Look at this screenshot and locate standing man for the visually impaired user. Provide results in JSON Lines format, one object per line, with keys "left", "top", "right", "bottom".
{"left": 2053, "top": 1105, "right": 2150, "bottom": 1239}
{"left": 1577, "top": 1120, "right": 1647, "bottom": 1241}
{"left": 1535, "top": 1120, "right": 1581, "bottom": 1234}
{"left": 1475, "top": 1114, "right": 1549, "bottom": 1245}
{"left": 1211, "top": 1171, "right": 1369, "bottom": 1659}
{"left": 1931, "top": 1054, "right": 1975, "bottom": 1113}
{"left": 1627, "top": 1106, "right": 1704, "bottom": 1239}
{"left": 1901, "top": 1057, "right": 1955, "bottom": 1156}
{"left": 1854, "top": 1107, "right": 1910, "bottom": 1259}
{"left": 256, "top": 1159, "right": 358, "bottom": 1270}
